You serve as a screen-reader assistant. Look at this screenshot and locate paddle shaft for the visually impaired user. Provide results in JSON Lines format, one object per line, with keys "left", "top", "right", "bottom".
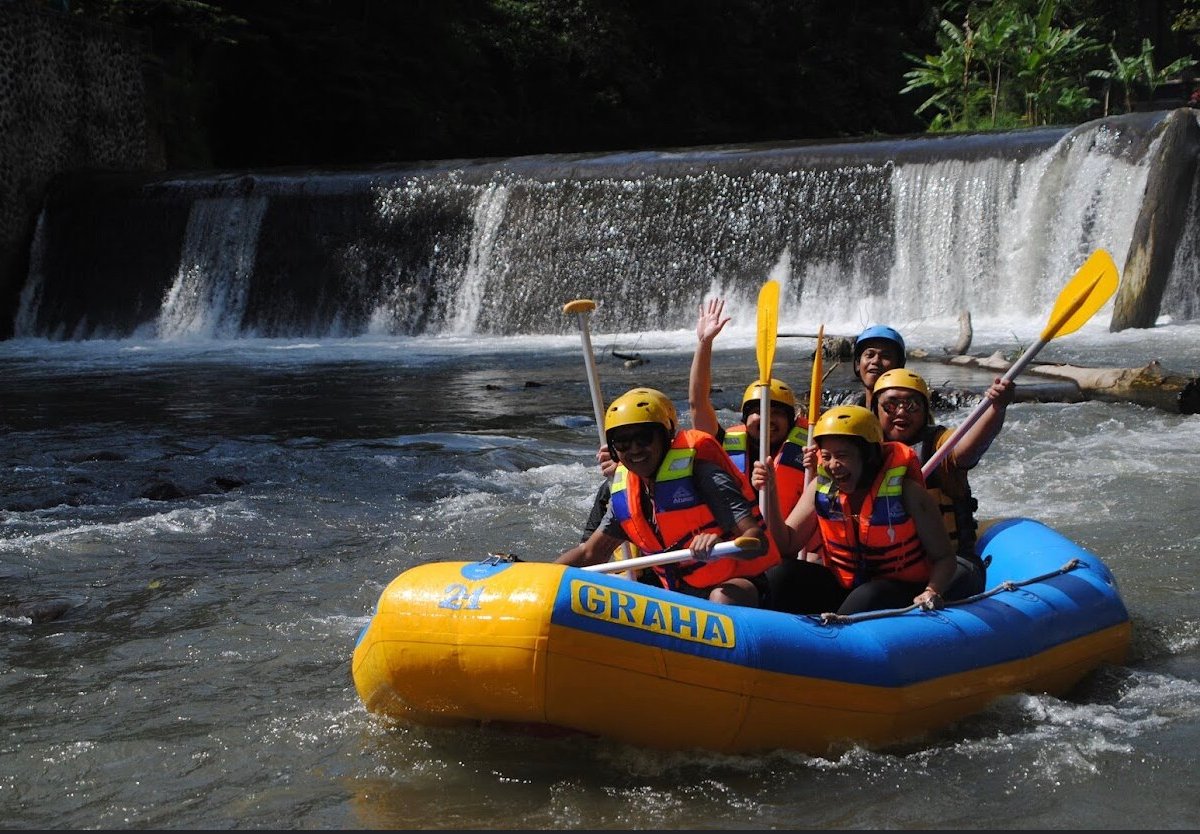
{"left": 581, "top": 538, "right": 755, "bottom": 573}
{"left": 759, "top": 387, "right": 770, "bottom": 495}
{"left": 921, "top": 257, "right": 1111, "bottom": 478}
{"left": 804, "top": 325, "right": 824, "bottom": 489}
{"left": 573, "top": 313, "right": 607, "bottom": 444}
{"left": 755, "top": 281, "right": 779, "bottom": 516}
{"left": 563, "top": 299, "right": 639, "bottom": 574}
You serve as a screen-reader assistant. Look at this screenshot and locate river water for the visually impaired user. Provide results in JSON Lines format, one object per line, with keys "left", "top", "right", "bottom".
{"left": 1, "top": 312, "right": 1198, "bottom": 829}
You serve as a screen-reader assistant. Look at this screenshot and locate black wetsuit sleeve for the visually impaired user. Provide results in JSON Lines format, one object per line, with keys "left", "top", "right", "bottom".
{"left": 693, "top": 460, "right": 756, "bottom": 532}
{"left": 581, "top": 479, "right": 612, "bottom": 542}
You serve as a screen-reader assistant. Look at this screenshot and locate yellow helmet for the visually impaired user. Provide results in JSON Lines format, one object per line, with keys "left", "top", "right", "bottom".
{"left": 872, "top": 369, "right": 932, "bottom": 424}
{"left": 873, "top": 368, "right": 930, "bottom": 400}
{"left": 605, "top": 387, "right": 677, "bottom": 436}
{"left": 811, "top": 405, "right": 883, "bottom": 445}
{"left": 741, "top": 378, "right": 796, "bottom": 413}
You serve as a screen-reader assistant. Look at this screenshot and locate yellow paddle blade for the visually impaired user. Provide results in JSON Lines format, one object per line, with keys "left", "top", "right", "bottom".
{"left": 756, "top": 281, "right": 780, "bottom": 383}
{"left": 808, "top": 324, "right": 824, "bottom": 423}
{"left": 1040, "top": 249, "right": 1119, "bottom": 341}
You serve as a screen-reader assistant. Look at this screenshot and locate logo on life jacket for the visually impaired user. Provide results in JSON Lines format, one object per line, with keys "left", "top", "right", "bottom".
{"left": 568, "top": 580, "right": 735, "bottom": 648}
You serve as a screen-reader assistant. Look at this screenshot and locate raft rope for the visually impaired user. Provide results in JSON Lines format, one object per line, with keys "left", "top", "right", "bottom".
{"left": 816, "top": 557, "right": 1082, "bottom": 626}
{"left": 484, "top": 553, "right": 523, "bottom": 564}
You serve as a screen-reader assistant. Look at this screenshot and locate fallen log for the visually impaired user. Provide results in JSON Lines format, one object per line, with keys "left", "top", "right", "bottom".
{"left": 934, "top": 351, "right": 1199, "bottom": 414}
{"left": 779, "top": 332, "right": 854, "bottom": 361}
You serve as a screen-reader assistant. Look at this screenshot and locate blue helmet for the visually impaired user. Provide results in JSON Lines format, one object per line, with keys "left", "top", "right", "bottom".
{"left": 853, "top": 325, "right": 906, "bottom": 375}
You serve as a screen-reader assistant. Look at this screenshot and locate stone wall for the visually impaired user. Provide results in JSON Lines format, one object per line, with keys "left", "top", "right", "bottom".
{"left": 0, "top": 0, "right": 157, "bottom": 338}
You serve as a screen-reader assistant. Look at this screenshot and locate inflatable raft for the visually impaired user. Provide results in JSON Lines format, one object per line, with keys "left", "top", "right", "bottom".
{"left": 352, "top": 518, "right": 1131, "bottom": 755}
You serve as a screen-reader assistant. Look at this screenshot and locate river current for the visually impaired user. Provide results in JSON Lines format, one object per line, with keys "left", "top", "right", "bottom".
{"left": 1, "top": 314, "right": 1198, "bottom": 829}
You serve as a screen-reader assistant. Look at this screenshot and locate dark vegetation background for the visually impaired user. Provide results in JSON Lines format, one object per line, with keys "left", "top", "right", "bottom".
{"left": 67, "top": 0, "right": 1198, "bottom": 170}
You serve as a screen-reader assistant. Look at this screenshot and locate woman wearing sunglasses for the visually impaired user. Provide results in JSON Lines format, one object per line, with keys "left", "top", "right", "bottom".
{"left": 753, "top": 405, "right": 957, "bottom": 615}
{"left": 871, "top": 368, "right": 1016, "bottom": 599}
{"left": 557, "top": 387, "right": 780, "bottom": 607}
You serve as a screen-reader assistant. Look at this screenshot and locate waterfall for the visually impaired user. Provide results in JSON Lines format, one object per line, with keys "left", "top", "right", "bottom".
{"left": 448, "top": 182, "right": 511, "bottom": 335}
{"left": 157, "top": 196, "right": 269, "bottom": 339}
{"left": 877, "top": 121, "right": 1154, "bottom": 333}
{"left": 13, "top": 212, "right": 48, "bottom": 338}
{"left": 12, "top": 111, "right": 1196, "bottom": 340}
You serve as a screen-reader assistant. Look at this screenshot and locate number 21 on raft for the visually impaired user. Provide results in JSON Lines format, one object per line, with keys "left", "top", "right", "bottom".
{"left": 439, "top": 583, "right": 485, "bottom": 610}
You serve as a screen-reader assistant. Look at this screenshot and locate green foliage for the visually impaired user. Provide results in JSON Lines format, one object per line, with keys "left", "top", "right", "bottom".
{"left": 1090, "top": 38, "right": 1198, "bottom": 115}
{"left": 1174, "top": 0, "right": 1200, "bottom": 48}
{"left": 901, "top": 0, "right": 1199, "bottom": 132}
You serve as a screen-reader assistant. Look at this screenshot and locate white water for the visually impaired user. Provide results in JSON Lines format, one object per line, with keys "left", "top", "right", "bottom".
{"left": 157, "top": 196, "right": 269, "bottom": 339}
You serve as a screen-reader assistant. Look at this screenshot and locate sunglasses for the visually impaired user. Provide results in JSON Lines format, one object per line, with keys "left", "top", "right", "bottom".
{"left": 879, "top": 397, "right": 924, "bottom": 415}
{"left": 609, "top": 426, "right": 659, "bottom": 453}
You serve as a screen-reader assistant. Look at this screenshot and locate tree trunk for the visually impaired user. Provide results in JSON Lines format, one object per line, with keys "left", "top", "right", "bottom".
{"left": 939, "top": 351, "right": 1199, "bottom": 414}
{"left": 1021, "top": 360, "right": 1200, "bottom": 414}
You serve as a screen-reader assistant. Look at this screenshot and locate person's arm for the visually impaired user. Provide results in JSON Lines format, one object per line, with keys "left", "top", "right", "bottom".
{"left": 688, "top": 298, "right": 730, "bottom": 436}
{"left": 557, "top": 527, "right": 629, "bottom": 567}
{"left": 688, "top": 514, "right": 767, "bottom": 561}
{"left": 752, "top": 457, "right": 818, "bottom": 558}
{"left": 946, "top": 376, "right": 1016, "bottom": 470}
{"left": 902, "top": 479, "right": 957, "bottom": 609}
{"left": 689, "top": 461, "right": 768, "bottom": 560}
{"left": 579, "top": 479, "right": 611, "bottom": 542}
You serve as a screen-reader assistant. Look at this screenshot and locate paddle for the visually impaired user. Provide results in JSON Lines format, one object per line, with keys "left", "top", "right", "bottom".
{"left": 562, "top": 298, "right": 638, "bottom": 578}
{"left": 755, "top": 280, "right": 780, "bottom": 515}
{"left": 582, "top": 536, "right": 761, "bottom": 574}
{"left": 921, "top": 249, "right": 1119, "bottom": 478}
{"left": 563, "top": 299, "right": 608, "bottom": 434}
{"left": 805, "top": 324, "right": 824, "bottom": 488}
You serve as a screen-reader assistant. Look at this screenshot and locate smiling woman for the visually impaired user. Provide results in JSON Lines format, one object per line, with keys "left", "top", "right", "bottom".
{"left": 754, "top": 404, "right": 958, "bottom": 614}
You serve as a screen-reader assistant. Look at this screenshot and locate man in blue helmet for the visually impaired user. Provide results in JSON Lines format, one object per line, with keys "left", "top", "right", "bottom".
{"left": 851, "top": 325, "right": 905, "bottom": 406}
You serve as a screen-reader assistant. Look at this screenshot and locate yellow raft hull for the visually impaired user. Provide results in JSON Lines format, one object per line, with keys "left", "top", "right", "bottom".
{"left": 352, "top": 518, "right": 1130, "bottom": 755}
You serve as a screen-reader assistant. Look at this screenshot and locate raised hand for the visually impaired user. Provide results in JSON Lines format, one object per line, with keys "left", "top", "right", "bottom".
{"left": 696, "top": 297, "right": 731, "bottom": 345}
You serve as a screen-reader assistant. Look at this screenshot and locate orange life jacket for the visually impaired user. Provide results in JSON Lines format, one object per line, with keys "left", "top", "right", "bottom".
{"left": 917, "top": 425, "right": 981, "bottom": 564}
{"left": 814, "top": 441, "right": 929, "bottom": 589}
{"left": 723, "top": 418, "right": 809, "bottom": 515}
{"left": 772, "top": 419, "right": 811, "bottom": 517}
{"left": 611, "top": 429, "right": 780, "bottom": 589}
